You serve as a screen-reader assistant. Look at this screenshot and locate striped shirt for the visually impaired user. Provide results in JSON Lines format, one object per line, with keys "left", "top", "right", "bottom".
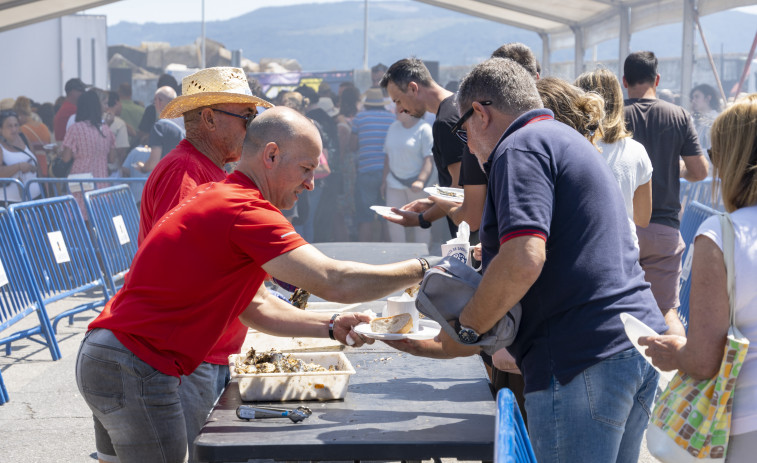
{"left": 352, "top": 108, "right": 395, "bottom": 173}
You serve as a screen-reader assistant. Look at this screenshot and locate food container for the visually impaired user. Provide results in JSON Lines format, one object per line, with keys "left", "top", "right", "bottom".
{"left": 241, "top": 330, "right": 343, "bottom": 353}
{"left": 229, "top": 352, "right": 356, "bottom": 402}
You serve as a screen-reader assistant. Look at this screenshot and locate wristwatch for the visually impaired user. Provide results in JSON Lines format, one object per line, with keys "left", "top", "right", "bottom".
{"left": 418, "top": 212, "right": 432, "bottom": 229}
{"left": 454, "top": 319, "right": 481, "bottom": 344}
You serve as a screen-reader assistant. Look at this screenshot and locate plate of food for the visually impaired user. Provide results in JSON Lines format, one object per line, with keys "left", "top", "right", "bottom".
{"left": 353, "top": 314, "right": 441, "bottom": 341}
{"left": 424, "top": 185, "right": 464, "bottom": 203}
{"left": 370, "top": 205, "right": 402, "bottom": 220}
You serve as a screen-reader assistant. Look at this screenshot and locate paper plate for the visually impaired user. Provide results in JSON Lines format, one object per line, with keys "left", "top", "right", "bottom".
{"left": 370, "top": 205, "right": 402, "bottom": 220}
{"left": 620, "top": 313, "right": 675, "bottom": 386}
{"left": 353, "top": 319, "right": 441, "bottom": 341}
{"left": 424, "top": 186, "right": 464, "bottom": 203}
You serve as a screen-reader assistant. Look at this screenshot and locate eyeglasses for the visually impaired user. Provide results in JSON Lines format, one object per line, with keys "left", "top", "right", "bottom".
{"left": 211, "top": 108, "right": 256, "bottom": 125}
{"left": 450, "top": 101, "right": 492, "bottom": 143}
{"left": 0, "top": 110, "right": 18, "bottom": 119}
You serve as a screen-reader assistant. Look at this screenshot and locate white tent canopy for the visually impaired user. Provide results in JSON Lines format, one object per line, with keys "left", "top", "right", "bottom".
{"left": 0, "top": 0, "right": 118, "bottom": 32}
{"left": 2, "top": 0, "right": 754, "bottom": 99}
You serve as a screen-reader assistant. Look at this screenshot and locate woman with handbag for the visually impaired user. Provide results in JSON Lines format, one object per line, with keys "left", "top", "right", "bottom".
{"left": 0, "top": 109, "right": 42, "bottom": 204}
{"left": 381, "top": 104, "right": 433, "bottom": 245}
{"left": 640, "top": 94, "right": 757, "bottom": 461}
{"left": 59, "top": 89, "right": 116, "bottom": 216}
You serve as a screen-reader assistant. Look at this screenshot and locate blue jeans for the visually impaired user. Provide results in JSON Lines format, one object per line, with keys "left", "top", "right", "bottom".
{"left": 525, "top": 348, "right": 659, "bottom": 463}
{"left": 76, "top": 328, "right": 188, "bottom": 463}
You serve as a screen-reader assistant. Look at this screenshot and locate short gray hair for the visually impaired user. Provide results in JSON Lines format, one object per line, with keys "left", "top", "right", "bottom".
{"left": 457, "top": 58, "right": 542, "bottom": 118}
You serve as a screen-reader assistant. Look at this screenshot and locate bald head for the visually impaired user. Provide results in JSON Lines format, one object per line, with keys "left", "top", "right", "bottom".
{"left": 154, "top": 86, "right": 177, "bottom": 114}
{"left": 239, "top": 106, "right": 323, "bottom": 210}
{"left": 242, "top": 106, "right": 321, "bottom": 160}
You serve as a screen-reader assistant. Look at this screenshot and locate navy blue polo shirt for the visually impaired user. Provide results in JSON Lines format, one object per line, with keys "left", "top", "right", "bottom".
{"left": 480, "top": 109, "right": 667, "bottom": 394}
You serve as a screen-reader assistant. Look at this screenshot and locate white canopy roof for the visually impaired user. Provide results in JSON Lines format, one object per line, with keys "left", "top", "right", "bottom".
{"left": 3, "top": 0, "right": 753, "bottom": 101}
{"left": 413, "top": 0, "right": 754, "bottom": 52}
{"left": 0, "top": 0, "right": 118, "bottom": 32}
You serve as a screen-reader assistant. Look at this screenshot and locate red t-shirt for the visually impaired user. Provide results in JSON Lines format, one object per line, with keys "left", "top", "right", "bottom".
{"left": 90, "top": 172, "right": 307, "bottom": 377}
{"left": 139, "top": 139, "right": 226, "bottom": 243}
{"left": 53, "top": 100, "right": 77, "bottom": 141}
{"left": 138, "top": 140, "right": 252, "bottom": 365}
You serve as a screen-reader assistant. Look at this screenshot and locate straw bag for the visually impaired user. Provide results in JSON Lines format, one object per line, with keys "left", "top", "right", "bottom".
{"left": 415, "top": 256, "right": 521, "bottom": 356}
{"left": 647, "top": 213, "right": 749, "bottom": 462}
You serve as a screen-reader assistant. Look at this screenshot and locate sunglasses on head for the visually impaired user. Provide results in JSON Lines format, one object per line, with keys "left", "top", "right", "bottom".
{"left": 450, "top": 101, "right": 492, "bottom": 143}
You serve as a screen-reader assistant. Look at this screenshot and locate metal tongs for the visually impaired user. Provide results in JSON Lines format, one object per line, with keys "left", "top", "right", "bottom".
{"left": 236, "top": 405, "right": 312, "bottom": 423}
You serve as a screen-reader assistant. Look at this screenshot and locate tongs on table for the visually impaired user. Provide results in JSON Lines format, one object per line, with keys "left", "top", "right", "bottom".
{"left": 236, "top": 405, "right": 312, "bottom": 423}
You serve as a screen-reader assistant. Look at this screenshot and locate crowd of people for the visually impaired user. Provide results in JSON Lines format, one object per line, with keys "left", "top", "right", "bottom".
{"left": 2, "top": 41, "right": 756, "bottom": 463}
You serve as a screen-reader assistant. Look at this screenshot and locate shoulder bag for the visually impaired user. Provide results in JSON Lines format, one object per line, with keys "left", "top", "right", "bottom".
{"left": 415, "top": 256, "right": 521, "bottom": 356}
{"left": 647, "top": 212, "right": 749, "bottom": 462}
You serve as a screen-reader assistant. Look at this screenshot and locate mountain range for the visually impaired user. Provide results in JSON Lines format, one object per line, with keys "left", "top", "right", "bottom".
{"left": 107, "top": 1, "right": 757, "bottom": 71}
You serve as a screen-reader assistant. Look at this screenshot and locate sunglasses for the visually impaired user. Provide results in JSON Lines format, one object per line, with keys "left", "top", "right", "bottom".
{"left": 211, "top": 108, "right": 257, "bottom": 126}
{"left": 451, "top": 101, "right": 492, "bottom": 143}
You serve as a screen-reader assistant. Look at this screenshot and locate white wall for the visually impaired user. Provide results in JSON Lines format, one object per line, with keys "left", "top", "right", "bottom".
{"left": 0, "top": 15, "right": 107, "bottom": 105}
{"left": 0, "top": 18, "right": 61, "bottom": 103}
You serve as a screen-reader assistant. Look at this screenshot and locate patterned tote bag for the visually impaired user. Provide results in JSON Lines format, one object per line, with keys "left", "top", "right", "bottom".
{"left": 647, "top": 212, "right": 750, "bottom": 462}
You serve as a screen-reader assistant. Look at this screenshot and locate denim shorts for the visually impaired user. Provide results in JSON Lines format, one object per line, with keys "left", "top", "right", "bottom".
{"left": 75, "top": 328, "right": 188, "bottom": 463}
{"left": 525, "top": 348, "right": 659, "bottom": 463}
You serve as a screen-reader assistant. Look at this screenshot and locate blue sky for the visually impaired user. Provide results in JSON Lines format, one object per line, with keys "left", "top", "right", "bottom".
{"left": 84, "top": 0, "right": 757, "bottom": 26}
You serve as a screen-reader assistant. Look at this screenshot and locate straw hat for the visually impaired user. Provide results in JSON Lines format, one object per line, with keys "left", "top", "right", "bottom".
{"left": 160, "top": 67, "right": 273, "bottom": 119}
{"left": 363, "top": 88, "right": 390, "bottom": 108}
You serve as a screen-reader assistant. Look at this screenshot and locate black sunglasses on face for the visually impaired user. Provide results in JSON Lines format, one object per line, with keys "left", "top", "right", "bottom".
{"left": 211, "top": 108, "right": 257, "bottom": 126}
{"left": 451, "top": 101, "right": 492, "bottom": 143}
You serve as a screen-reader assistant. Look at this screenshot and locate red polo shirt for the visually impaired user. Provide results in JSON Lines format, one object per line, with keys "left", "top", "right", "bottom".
{"left": 90, "top": 172, "right": 307, "bottom": 376}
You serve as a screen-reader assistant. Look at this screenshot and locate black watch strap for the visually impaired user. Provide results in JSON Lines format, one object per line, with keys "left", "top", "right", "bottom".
{"left": 418, "top": 212, "right": 432, "bottom": 229}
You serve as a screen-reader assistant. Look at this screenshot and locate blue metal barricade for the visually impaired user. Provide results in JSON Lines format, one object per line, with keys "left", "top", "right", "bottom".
{"left": 495, "top": 388, "right": 536, "bottom": 463}
{"left": 0, "top": 369, "right": 7, "bottom": 405}
{"left": 0, "top": 177, "right": 28, "bottom": 203}
{"left": 678, "top": 201, "right": 720, "bottom": 330}
{"left": 24, "top": 177, "right": 147, "bottom": 204}
{"left": 8, "top": 196, "right": 110, "bottom": 333}
{"left": 85, "top": 185, "right": 140, "bottom": 295}
{"left": 1, "top": 208, "right": 63, "bottom": 404}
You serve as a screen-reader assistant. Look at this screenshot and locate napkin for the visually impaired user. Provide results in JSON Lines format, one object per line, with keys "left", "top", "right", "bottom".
{"left": 447, "top": 221, "right": 470, "bottom": 245}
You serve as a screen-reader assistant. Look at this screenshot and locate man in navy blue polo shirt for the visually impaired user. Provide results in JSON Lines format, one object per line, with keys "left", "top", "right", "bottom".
{"left": 445, "top": 58, "right": 668, "bottom": 462}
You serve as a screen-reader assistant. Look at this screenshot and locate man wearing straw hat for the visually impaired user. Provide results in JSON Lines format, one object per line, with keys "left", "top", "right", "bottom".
{"left": 77, "top": 106, "right": 435, "bottom": 463}
{"left": 129, "top": 67, "right": 271, "bottom": 463}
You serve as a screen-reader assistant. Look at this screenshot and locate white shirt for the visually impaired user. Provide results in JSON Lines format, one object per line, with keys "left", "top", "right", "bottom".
{"left": 698, "top": 206, "right": 757, "bottom": 435}
{"left": 109, "top": 116, "right": 130, "bottom": 149}
{"left": 597, "top": 137, "right": 653, "bottom": 249}
{"left": 383, "top": 118, "right": 433, "bottom": 190}
{"left": 1, "top": 144, "right": 41, "bottom": 202}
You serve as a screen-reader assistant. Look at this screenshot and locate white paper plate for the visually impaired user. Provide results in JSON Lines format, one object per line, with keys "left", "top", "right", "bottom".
{"left": 353, "top": 319, "right": 441, "bottom": 341}
{"left": 620, "top": 313, "right": 675, "bottom": 386}
{"left": 370, "top": 205, "right": 402, "bottom": 220}
{"left": 424, "top": 186, "right": 464, "bottom": 203}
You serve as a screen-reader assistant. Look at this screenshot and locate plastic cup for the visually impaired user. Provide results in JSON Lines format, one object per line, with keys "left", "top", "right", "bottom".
{"left": 441, "top": 242, "right": 471, "bottom": 266}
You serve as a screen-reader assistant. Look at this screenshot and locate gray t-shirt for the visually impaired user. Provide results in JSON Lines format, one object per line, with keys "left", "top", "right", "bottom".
{"left": 149, "top": 118, "right": 185, "bottom": 158}
{"left": 624, "top": 98, "right": 703, "bottom": 228}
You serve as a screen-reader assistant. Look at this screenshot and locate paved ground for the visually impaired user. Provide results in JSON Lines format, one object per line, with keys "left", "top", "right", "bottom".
{"left": 0, "top": 290, "right": 660, "bottom": 462}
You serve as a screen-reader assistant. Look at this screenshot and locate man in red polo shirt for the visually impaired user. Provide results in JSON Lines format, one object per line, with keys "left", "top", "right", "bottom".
{"left": 132, "top": 67, "right": 272, "bottom": 463}
{"left": 76, "top": 106, "right": 431, "bottom": 462}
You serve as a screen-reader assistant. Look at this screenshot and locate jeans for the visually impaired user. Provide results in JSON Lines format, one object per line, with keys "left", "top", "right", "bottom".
{"left": 525, "top": 348, "right": 659, "bottom": 463}
{"left": 76, "top": 328, "right": 188, "bottom": 463}
{"left": 180, "top": 361, "right": 229, "bottom": 463}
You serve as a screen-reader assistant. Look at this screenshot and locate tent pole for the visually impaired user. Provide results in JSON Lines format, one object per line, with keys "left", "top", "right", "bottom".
{"left": 693, "top": 9, "right": 727, "bottom": 105}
